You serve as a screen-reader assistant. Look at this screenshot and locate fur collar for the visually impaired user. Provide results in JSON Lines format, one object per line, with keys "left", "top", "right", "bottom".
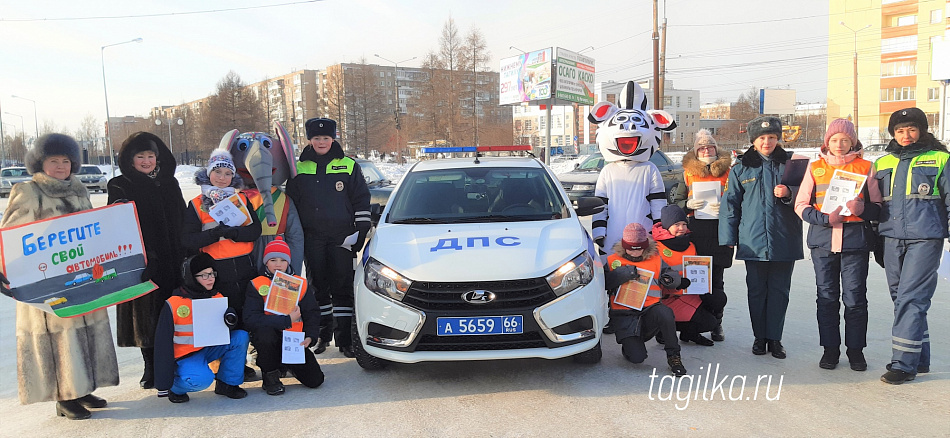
{"left": 682, "top": 149, "right": 732, "bottom": 178}
{"left": 740, "top": 144, "right": 790, "bottom": 168}
{"left": 32, "top": 172, "right": 88, "bottom": 199}
{"left": 611, "top": 237, "right": 658, "bottom": 260}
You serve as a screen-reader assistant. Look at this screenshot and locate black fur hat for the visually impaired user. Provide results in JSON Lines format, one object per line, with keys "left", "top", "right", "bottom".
{"left": 25, "top": 133, "right": 82, "bottom": 175}
{"left": 747, "top": 117, "right": 783, "bottom": 144}
{"left": 888, "top": 107, "right": 928, "bottom": 136}
{"left": 305, "top": 117, "right": 336, "bottom": 139}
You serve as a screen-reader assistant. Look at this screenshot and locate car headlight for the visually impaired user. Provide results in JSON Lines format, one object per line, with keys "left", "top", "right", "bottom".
{"left": 99, "top": 176, "right": 107, "bottom": 183}
{"left": 1, "top": 181, "right": 10, "bottom": 187}
{"left": 546, "top": 252, "right": 594, "bottom": 296}
{"left": 364, "top": 257, "right": 412, "bottom": 301}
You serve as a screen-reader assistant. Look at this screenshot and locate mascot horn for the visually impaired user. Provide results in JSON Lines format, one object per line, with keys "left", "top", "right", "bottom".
{"left": 588, "top": 80, "right": 676, "bottom": 162}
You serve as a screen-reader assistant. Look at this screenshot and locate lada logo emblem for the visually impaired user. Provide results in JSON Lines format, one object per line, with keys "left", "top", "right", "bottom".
{"left": 462, "top": 290, "right": 496, "bottom": 304}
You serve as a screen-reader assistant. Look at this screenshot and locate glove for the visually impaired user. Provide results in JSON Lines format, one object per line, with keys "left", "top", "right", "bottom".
{"left": 659, "top": 271, "right": 683, "bottom": 289}
{"left": 686, "top": 198, "right": 706, "bottom": 210}
{"left": 845, "top": 198, "right": 864, "bottom": 216}
{"left": 140, "top": 257, "right": 157, "bottom": 282}
{"left": 707, "top": 201, "right": 720, "bottom": 216}
{"left": 828, "top": 205, "right": 844, "bottom": 226}
{"left": 617, "top": 265, "right": 640, "bottom": 282}
{"left": 678, "top": 277, "right": 691, "bottom": 290}
{"left": 210, "top": 222, "right": 229, "bottom": 239}
{"left": 594, "top": 236, "right": 605, "bottom": 249}
{"left": 223, "top": 308, "right": 239, "bottom": 329}
{"left": 352, "top": 227, "right": 369, "bottom": 253}
{"left": 0, "top": 271, "right": 12, "bottom": 298}
{"left": 222, "top": 226, "right": 241, "bottom": 241}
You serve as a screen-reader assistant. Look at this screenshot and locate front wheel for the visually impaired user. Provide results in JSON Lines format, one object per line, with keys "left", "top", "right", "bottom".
{"left": 572, "top": 340, "right": 602, "bottom": 364}
{"left": 351, "top": 320, "right": 389, "bottom": 370}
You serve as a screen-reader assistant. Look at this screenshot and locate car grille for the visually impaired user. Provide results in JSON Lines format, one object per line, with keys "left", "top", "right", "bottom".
{"left": 403, "top": 278, "right": 556, "bottom": 311}
{"left": 414, "top": 332, "right": 547, "bottom": 351}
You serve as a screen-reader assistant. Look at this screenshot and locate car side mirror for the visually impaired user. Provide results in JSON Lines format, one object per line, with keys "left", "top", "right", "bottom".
{"left": 574, "top": 196, "right": 606, "bottom": 217}
{"left": 370, "top": 203, "right": 382, "bottom": 226}
{"left": 574, "top": 163, "right": 580, "bottom": 169}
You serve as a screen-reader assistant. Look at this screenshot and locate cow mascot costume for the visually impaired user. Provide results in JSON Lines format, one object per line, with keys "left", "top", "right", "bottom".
{"left": 219, "top": 122, "right": 305, "bottom": 275}
{"left": 589, "top": 81, "right": 676, "bottom": 260}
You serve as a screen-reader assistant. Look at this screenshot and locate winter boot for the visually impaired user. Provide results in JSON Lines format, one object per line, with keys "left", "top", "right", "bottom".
{"left": 819, "top": 347, "right": 839, "bottom": 370}
{"left": 880, "top": 369, "right": 915, "bottom": 385}
{"left": 680, "top": 331, "right": 715, "bottom": 346}
{"left": 140, "top": 347, "right": 155, "bottom": 389}
{"left": 77, "top": 394, "right": 107, "bottom": 409}
{"left": 667, "top": 355, "right": 687, "bottom": 377}
{"left": 846, "top": 348, "right": 866, "bottom": 371}
{"left": 711, "top": 313, "right": 725, "bottom": 342}
{"left": 56, "top": 399, "right": 91, "bottom": 420}
{"left": 262, "top": 370, "right": 285, "bottom": 396}
{"left": 214, "top": 380, "right": 248, "bottom": 399}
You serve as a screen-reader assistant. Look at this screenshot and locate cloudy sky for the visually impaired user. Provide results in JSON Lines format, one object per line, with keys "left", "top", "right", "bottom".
{"left": 0, "top": 0, "right": 832, "bottom": 134}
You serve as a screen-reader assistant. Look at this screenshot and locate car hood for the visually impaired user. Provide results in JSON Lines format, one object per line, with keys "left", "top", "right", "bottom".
{"left": 370, "top": 219, "right": 590, "bottom": 282}
{"left": 556, "top": 170, "right": 599, "bottom": 185}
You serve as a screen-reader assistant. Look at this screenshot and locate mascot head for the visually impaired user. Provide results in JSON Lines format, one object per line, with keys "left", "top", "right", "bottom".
{"left": 587, "top": 81, "right": 676, "bottom": 162}
{"left": 219, "top": 122, "right": 297, "bottom": 227}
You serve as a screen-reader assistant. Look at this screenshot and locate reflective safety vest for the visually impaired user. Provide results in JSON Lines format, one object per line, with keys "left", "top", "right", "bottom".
{"left": 685, "top": 171, "right": 729, "bottom": 217}
{"left": 296, "top": 157, "right": 356, "bottom": 176}
{"left": 874, "top": 150, "right": 948, "bottom": 201}
{"left": 808, "top": 159, "right": 871, "bottom": 223}
{"left": 656, "top": 240, "right": 701, "bottom": 321}
{"left": 606, "top": 253, "right": 663, "bottom": 311}
{"left": 192, "top": 193, "right": 254, "bottom": 259}
{"left": 248, "top": 187, "right": 290, "bottom": 236}
{"left": 167, "top": 293, "right": 224, "bottom": 359}
{"left": 251, "top": 275, "right": 308, "bottom": 332}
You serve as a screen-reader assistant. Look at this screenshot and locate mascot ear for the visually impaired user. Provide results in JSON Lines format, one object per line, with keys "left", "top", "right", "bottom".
{"left": 648, "top": 109, "right": 677, "bottom": 131}
{"left": 588, "top": 101, "right": 618, "bottom": 125}
{"left": 273, "top": 121, "right": 298, "bottom": 178}
{"left": 219, "top": 129, "right": 240, "bottom": 152}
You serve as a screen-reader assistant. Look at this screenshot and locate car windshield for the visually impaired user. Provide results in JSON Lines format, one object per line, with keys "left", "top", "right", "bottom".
{"left": 386, "top": 167, "right": 569, "bottom": 224}
{"left": 79, "top": 166, "right": 102, "bottom": 175}
{"left": 2, "top": 168, "right": 28, "bottom": 177}
{"left": 359, "top": 161, "right": 386, "bottom": 184}
{"left": 577, "top": 154, "right": 604, "bottom": 171}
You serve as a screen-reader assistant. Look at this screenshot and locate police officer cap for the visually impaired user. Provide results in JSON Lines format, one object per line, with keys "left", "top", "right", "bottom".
{"left": 305, "top": 118, "right": 337, "bottom": 139}
{"left": 887, "top": 107, "right": 928, "bottom": 136}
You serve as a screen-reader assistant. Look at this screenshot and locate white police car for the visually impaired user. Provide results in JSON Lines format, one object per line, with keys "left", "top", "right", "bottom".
{"left": 353, "top": 157, "right": 607, "bottom": 369}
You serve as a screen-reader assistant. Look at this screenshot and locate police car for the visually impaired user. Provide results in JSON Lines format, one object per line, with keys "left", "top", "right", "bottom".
{"left": 353, "top": 156, "right": 608, "bottom": 369}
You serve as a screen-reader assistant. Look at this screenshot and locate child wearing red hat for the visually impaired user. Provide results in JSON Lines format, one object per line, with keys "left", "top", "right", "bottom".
{"left": 243, "top": 237, "right": 325, "bottom": 395}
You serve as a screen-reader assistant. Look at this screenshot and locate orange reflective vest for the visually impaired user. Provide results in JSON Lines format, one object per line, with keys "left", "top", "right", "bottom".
{"left": 248, "top": 187, "right": 290, "bottom": 236}
{"left": 606, "top": 253, "right": 663, "bottom": 311}
{"left": 192, "top": 193, "right": 254, "bottom": 259}
{"left": 684, "top": 171, "right": 729, "bottom": 217}
{"left": 656, "top": 240, "right": 702, "bottom": 322}
{"left": 808, "top": 159, "right": 872, "bottom": 224}
{"left": 251, "top": 275, "right": 308, "bottom": 332}
{"left": 167, "top": 292, "right": 224, "bottom": 359}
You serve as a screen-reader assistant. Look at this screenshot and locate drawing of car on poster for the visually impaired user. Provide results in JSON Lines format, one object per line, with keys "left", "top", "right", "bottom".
{"left": 65, "top": 273, "right": 93, "bottom": 286}
{"left": 94, "top": 268, "right": 117, "bottom": 283}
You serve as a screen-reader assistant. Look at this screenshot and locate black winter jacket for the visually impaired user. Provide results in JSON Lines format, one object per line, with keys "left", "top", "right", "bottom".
{"left": 243, "top": 266, "right": 321, "bottom": 343}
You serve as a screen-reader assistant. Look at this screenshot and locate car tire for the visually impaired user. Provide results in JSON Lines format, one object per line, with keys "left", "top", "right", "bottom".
{"left": 572, "top": 340, "right": 602, "bottom": 364}
{"left": 351, "top": 320, "right": 389, "bottom": 370}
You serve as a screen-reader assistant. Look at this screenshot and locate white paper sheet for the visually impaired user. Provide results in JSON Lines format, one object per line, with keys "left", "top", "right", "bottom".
{"left": 339, "top": 230, "right": 359, "bottom": 251}
{"left": 691, "top": 181, "right": 721, "bottom": 220}
{"left": 208, "top": 195, "right": 250, "bottom": 226}
{"left": 819, "top": 179, "right": 858, "bottom": 215}
{"left": 191, "top": 297, "right": 230, "bottom": 348}
{"left": 685, "top": 265, "right": 710, "bottom": 294}
{"left": 281, "top": 330, "right": 306, "bottom": 364}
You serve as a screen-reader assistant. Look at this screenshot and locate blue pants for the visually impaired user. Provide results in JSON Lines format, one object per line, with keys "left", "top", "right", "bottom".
{"left": 811, "top": 248, "right": 869, "bottom": 349}
{"left": 171, "top": 330, "right": 249, "bottom": 395}
{"left": 883, "top": 238, "right": 940, "bottom": 373}
{"left": 744, "top": 261, "right": 794, "bottom": 341}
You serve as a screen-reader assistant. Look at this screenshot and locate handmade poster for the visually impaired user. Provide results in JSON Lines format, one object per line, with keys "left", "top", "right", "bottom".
{"left": 281, "top": 329, "right": 306, "bottom": 364}
{"left": 264, "top": 270, "right": 304, "bottom": 316}
{"left": 613, "top": 267, "right": 655, "bottom": 310}
{"left": 208, "top": 194, "right": 251, "bottom": 227}
{"left": 191, "top": 297, "right": 230, "bottom": 348}
{"left": 820, "top": 169, "right": 868, "bottom": 216}
{"left": 0, "top": 202, "right": 156, "bottom": 318}
{"left": 683, "top": 255, "right": 713, "bottom": 295}
{"left": 691, "top": 181, "right": 722, "bottom": 220}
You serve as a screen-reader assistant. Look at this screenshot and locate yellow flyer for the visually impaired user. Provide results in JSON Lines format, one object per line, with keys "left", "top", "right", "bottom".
{"left": 264, "top": 271, "right": 304, "bottom": 316}
{"left": 613, "top": 267, "right": 655, "bottom": 310}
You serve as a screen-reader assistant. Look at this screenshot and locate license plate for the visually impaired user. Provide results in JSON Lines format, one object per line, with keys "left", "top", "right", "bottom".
{"left": 437, "top": 316, "right": 523, "bottom": 336}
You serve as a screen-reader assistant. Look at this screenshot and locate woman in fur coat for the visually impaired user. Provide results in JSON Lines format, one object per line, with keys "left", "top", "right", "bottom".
{"left": 0, "top": 134, "right": 119, "bottom": 420}
{"left": 107, "top": 132, "right": 186, "bottom": 390}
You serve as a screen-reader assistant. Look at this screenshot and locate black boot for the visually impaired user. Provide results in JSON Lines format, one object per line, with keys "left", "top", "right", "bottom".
{"left": 819, "top": 346, "right": 839, "bottom": 370}
{"left": 56, "top": 399, "right": 91, "bottom": 420}
{"left": 711, "top": 313, "right": 725, "bottom": 342}
{"left": 77, "top": 393, "right": 107, "bottom": 409}
{"left": 846, "top": 348, "right": 867, "bottom": 371}
{"left": 262, "top": 370, "right": 285, "bottom": 396}
{"left": 140, "top": 347, "right": 155, "bottom": 389}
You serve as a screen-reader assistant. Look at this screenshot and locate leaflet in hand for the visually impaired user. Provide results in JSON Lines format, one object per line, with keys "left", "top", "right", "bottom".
{"left": 683, "top": 255, "right": 712, "bottom": 295}
{"left": 281, "top": 329, "right": 306, "bottom": 364}
{"left": 691, "top": 181, "right": 721, "bottom": 220}
{"left": 613, "top": 267, "right": 654, "bottom": 310}
{"left": 264, "top": 271, "right": 305, "bottom": 316}
{"left": 819, "top": 169, "right": 867, "bottom": 216}
{"left": 191, "top": 297, "right": 230, "bottom": 348}
{"left": 208, "top": 194, "right": 251, "bottom": 227}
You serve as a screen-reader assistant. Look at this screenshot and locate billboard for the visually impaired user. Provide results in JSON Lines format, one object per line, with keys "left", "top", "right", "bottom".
{"left": 499, "top": 48, "right": 553, "bottom": 105}
{"left": 932, "top": 37, "right": 950, "bottom": 81}
{"left": 759, "top": 89, "right": 796, "bottom": 115}
{"left": 554, "top": 48, "right": 596, "bottom": 105}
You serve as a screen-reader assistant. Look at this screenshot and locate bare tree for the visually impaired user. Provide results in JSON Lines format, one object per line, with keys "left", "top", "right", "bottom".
{"left": 198, "top": 71, "right": 267, "bottom": 159}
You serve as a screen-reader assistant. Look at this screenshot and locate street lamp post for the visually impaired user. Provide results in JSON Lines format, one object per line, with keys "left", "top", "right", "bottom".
{"left": 374, "top": 54, "right": 416, "bottom": 163}
{"left": 155, "top": 117, "right": 183, "bottom": 154}
{"left": 840, "top": 22, "right": 870, "bottom": 137}
{"left": 10, "top": 95, "right": 39, "bottom": 141}
{"left": 102, "top": 37, "right": 143, "bottom": 176}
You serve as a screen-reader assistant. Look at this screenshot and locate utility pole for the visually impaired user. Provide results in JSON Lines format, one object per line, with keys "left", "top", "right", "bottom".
{"left": 658, "top": 15, "right": 667, "bottom": 110}
{"left": 652, "top": 0, "right": 660, "bottom": 109}
{"left": 840, "top": 22, "right": 870, "bottom": 138}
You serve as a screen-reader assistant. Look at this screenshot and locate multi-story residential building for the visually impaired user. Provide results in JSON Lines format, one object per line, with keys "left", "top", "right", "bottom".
{"left": 596, "top": 80, "right": 701, "bottom": 151}
{"left": 828, "top": 0, "right": 949, "bottom": 143}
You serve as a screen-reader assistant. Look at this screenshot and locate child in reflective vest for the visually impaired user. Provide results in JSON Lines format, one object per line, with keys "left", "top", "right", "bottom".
{"left": 795, "top": 118, "right": 880, "bottom": 372}
{"left": 154, "top": 253, "right": 250, "bottom": 403}
{"left": 605, "top": 222, "right": 691, "bottom": 376}
{"left": 243, "top": 237, "right": 324, "bottom": 395}
{"left": 652, "top": 205, "right": 720, "bottom": 347}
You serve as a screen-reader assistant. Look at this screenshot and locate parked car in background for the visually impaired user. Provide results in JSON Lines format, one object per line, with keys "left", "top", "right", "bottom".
{"left": 1, "top": 166, "right": 31, "bottom": 197}
{"left": 356, "top": 159, "right": 395, "bottom": 207}
{"left": 864, "top": 143, "right": 888, "bottom": 152}
{"left": 77, "top": 165, "right": 107, "bottom": 193}
{"left": 556, "top": 150, "right": 685, "bottom": 204}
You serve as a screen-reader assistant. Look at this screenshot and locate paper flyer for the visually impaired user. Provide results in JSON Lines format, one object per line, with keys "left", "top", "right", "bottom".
{"left": 691, "top": 181, "right": 722, "bottom": 220}
{"left": 191, "top": 297, "right": 230, "bottom": 348}
{"left": 683, "top": 255, "right": 713, "bottom": 295}
{"left": 281, "top": 330, "right": 306, "bottom": 364}
{"left": 208, "top": 194, "right": 252, "bottom": 227}
{"left": 820, "top": 169, "right": 868, "bottom": 216}
{"left": 264, "top": 271, "right": 304, "bottom": 316}
{"left": 613, "top": 267, "right": 655, "bottom": 310}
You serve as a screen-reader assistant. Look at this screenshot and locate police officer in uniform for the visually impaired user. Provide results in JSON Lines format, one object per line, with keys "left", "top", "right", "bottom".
{"left": 286, "top": 118, "right": 371, "bottom": 357}
{"left": 873, "top": 108, "right": 950, "bottom": 384}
